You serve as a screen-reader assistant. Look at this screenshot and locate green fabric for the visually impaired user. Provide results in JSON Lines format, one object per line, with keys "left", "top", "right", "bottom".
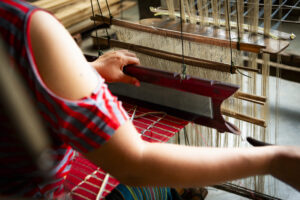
{"left": 106, "top": 184, "right": 172, "bottom": 200}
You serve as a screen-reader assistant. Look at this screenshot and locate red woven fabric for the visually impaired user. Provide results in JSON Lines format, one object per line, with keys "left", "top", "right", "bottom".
{"left": 64, "top": 103, "right": 188, "bottom": 200}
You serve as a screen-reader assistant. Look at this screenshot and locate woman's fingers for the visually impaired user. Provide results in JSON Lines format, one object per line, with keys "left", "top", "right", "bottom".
{"left": 120, "top": 74, "right": 140, "bottom": 87}
{"left": 117, "top": 49, "right": 137, "bottom": 58}
{"left": 92, "top": 49, "right": 140, "bottom": 84}
{"left": 123, "top": 56, "right": 140, "bottom": 66}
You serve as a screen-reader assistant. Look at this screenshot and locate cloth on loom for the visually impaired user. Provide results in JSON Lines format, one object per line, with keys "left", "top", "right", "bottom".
{"left": 106, "top": 184, "right": 172, "bottom": 200}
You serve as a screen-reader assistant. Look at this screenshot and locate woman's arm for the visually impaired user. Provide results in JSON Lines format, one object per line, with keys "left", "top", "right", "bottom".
{"left": 86, "top": 121, "right": 300, "bottom": 191}
{"left": 29, "top": 11, "right": 300, "bottom": 192}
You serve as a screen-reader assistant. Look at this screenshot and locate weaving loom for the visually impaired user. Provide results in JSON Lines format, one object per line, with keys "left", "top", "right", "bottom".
{"left": 78, "top": 0, "right": 299, "bottom": 199}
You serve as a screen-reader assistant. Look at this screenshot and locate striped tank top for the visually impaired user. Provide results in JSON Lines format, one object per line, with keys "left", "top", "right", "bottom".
{"left": 0, "top": 0, "right": 128, "bottom": 198}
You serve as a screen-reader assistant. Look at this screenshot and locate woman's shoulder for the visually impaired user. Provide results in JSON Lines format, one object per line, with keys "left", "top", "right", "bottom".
{"left": 29, "top": 11, "right": 99, "bottom": 101}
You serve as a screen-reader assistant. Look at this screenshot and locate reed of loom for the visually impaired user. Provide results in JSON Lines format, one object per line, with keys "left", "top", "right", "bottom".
{"left": 91, "top": 0, "right": 291, "bottom": 198}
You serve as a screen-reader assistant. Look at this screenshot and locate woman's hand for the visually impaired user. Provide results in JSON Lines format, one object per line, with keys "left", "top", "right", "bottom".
{"left": 90, "top": 50, "right": 140, "bottom": 86}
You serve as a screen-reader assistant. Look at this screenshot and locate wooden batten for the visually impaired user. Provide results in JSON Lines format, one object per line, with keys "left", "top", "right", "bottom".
{"left": 92, "top": 36, "right": 262, "bottom": 73}
{"left": 93, "top": 37, "right": 237, "bottom": 73}
{"left": 91, "top": 16, "right": 289, "bottom": 54}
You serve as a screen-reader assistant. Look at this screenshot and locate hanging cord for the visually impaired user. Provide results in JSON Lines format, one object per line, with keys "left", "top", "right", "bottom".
{"left": 235, "top": 0, "right": 252, "bottom": 78}
{"left": 225, "top": 0, "right": 234, "bottom": 74}
{"left": 120, "top": 0, "right": 124, "bottom": 19}
{"left": 90, "top": 0, "right": 101, "bottom": 56}
{"left": 179, "top": 0, "right": 186, "bottom": 80}
{"left": 104, "top": 0, "right": 113, "bottom": 23}
{"left": 225, "top": 0, "right": 251, "bottom": 79}
{"left": 95, "top": 0, "right": 111, "bottom": 55}
{"left": 184, "top": 127, "right": 190, "bottom": 145}
{"left": 275, "top": 2, "right": 283, "bottom": 143}
{"left": 237, "top": 68, "right": 252, "bottom": 78}
{"left": 235, "top": 0, "right": 241, "bottom": 50}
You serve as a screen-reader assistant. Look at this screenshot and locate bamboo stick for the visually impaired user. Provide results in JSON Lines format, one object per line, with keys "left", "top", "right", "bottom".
{"left": 221, "top": 108, "right": 266, "bottom": 127}
{"left": 234, "top": 91, "right": 266, "bottom": 105}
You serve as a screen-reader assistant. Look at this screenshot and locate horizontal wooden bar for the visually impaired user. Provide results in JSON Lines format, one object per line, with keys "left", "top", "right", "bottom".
{"left": 221, "top": 108, "right": 266, "bottom": 127}
{"left": 93, "top": 36, "right": 260, "bottom": 73}
{"left": 93, "top": 36, "right": 236, "bottom": 72}
{"left": 91, "top": 16, "right": 264, "bottom": 53}
{"left": 234, "top": 91, "right": 267, "bottom": 105}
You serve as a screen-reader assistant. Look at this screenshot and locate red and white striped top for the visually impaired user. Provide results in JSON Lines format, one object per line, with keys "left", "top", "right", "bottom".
{"left": 0, "top": 0, "right": 128, "bottom": 198}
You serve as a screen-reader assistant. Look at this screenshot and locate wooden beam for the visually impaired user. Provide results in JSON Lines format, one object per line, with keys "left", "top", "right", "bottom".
{"left": 221, "top": 108, "right": 266, "bottom": 127}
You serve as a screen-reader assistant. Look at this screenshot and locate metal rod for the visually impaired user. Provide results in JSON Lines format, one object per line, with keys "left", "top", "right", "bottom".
{"left": 217, "top": 12, "right": 300, "bottom": 24}
{"left": 213, "top": 183, "right": 282, "bottom": 200}
{"left": 272, "top": 0, "right": 300, "bottom": 30}
{"left": 271, "top": 0, "right": 288, "bottom": 19}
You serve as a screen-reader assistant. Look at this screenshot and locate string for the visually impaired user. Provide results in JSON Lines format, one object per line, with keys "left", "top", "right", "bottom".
{"left": 235, "top": 0, "right": 241, "bottom": 49}
{"left": 120, "top": 0, "right": 124, "bottom": 19}
{"left": 184, "top": 127, "right": 190, "bottom": 145}
{"left": 127, "top": 108, "right": 184, "bottom": 128}
{"left": 130, "top": 105, "right": 137, "bottom": 121}
{"left": 134, "top": 120, "right": 177, "bottom": 134}
{"left": 275, "top": 0, "right": 283, "bottom": 145}
{"left": 90, "top": 0, "right": 101, "bottom": 56}
{"left": 225, "top": 0, "right": 234, "bottom": 74}
{"left": 124, "top": 104, "right": 186, "bottom": 126}
{"left": 131, "top": 113, "right": 183, "bottom": 128}
{"left": 237, "top": 68, "right": 252, "bottom": 78}
{"left": 179, "top": 0, "right": 186, "bottom": 80}
{"left": 95, "top": 0, "right": 110, "bottom": 55}
{"left": 140, "top": 113, "right": 167, "bottom": 135}
{"left": 104, "top": 0, "right": 112, "bottom": 22}
{"left": 126, "top": 105, "right": 182, "bottom": 142}
{"left": 225, "top": 0, "right": 251, "bottom": 79}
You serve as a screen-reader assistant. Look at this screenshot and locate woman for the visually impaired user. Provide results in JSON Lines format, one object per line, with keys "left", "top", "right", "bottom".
{"left": 0, "top": 0, "right": 299, "bottom": 199}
